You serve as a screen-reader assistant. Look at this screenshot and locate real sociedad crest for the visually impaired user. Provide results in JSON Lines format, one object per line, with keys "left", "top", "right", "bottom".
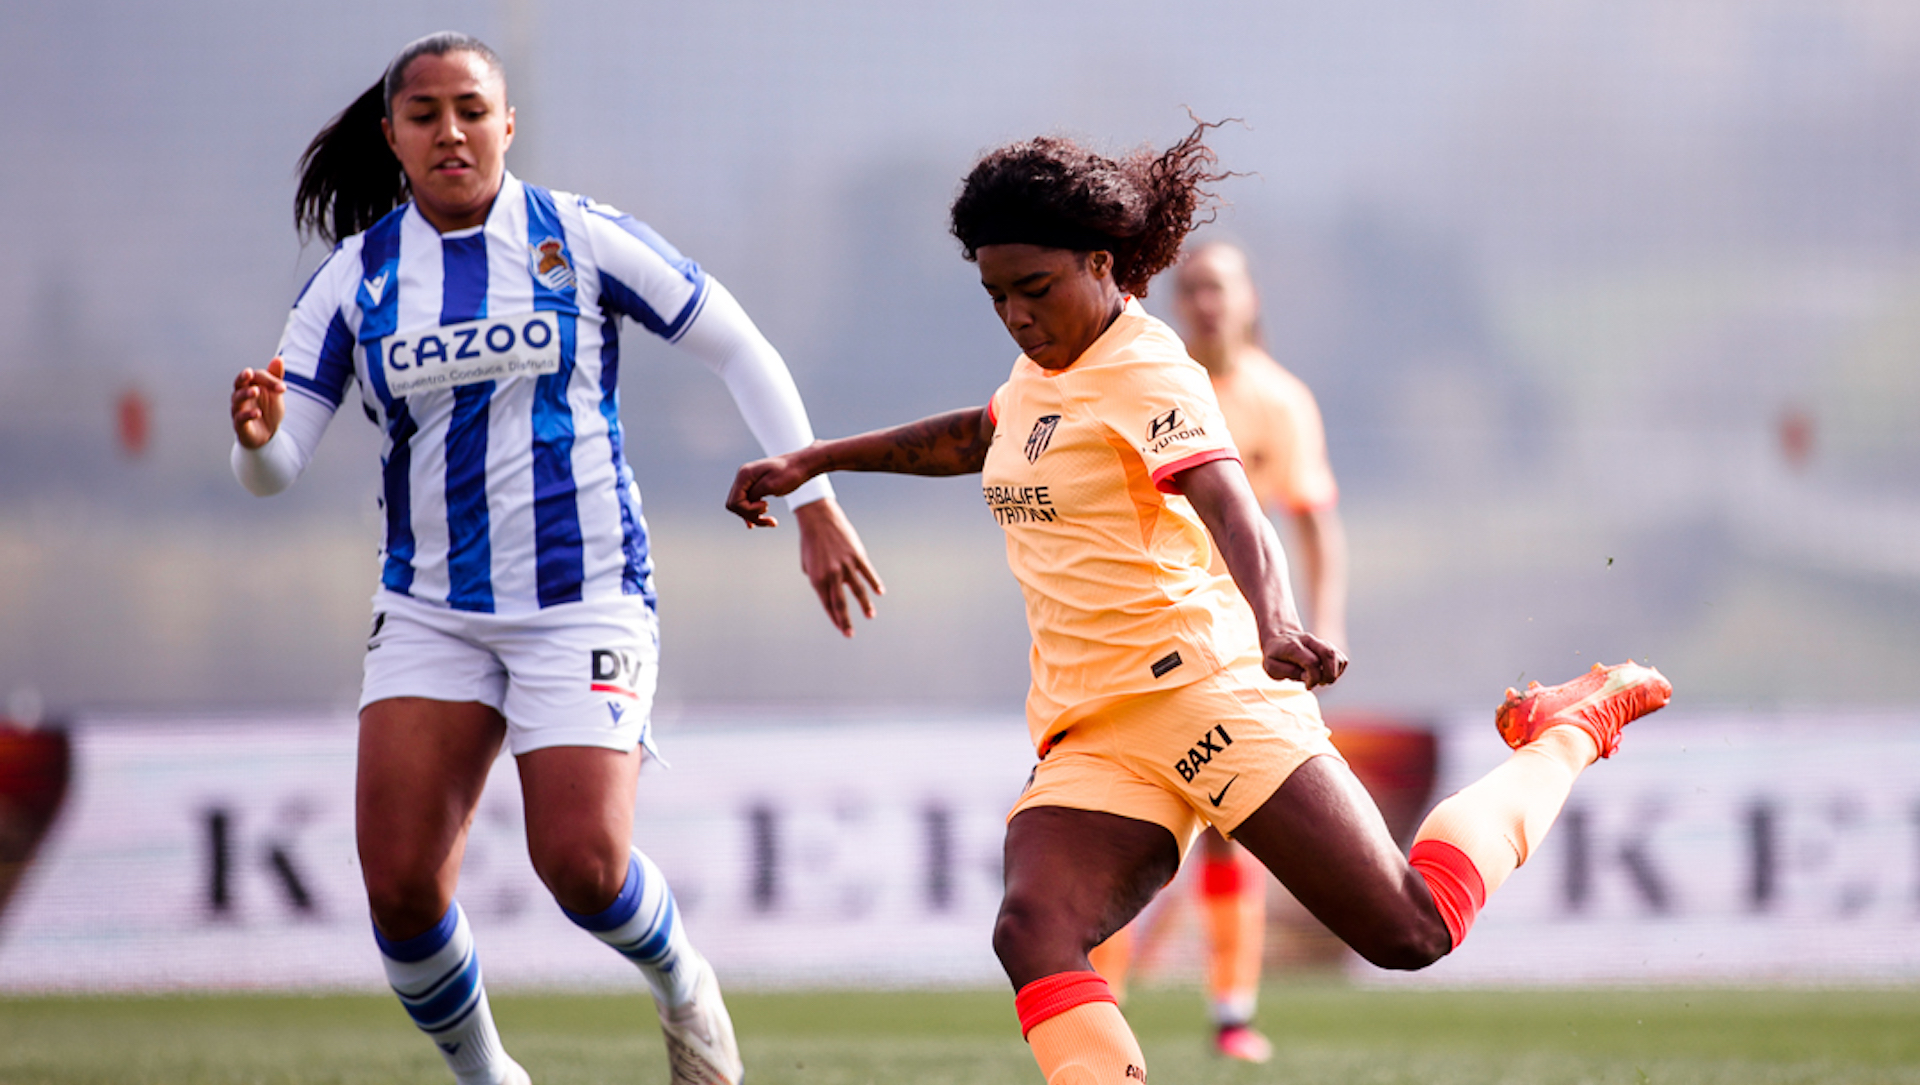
{"left": 529, "top": 238, "right": 576, "bottom": 291}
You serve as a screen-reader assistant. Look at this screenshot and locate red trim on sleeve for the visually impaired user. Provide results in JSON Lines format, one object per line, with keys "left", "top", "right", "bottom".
{"left": 1149, "top": 448, "right": 1240, "bottom": 494}
{"left": 1014, "top": 971, "right": 1116, "bottom": 1038}
{"left": 987, "top": 397, "right": 999, "bottom": 426}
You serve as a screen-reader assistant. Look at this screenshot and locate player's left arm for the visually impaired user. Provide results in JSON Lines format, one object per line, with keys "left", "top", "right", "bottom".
{"left": 1178, "top": 460, "right": 1346, "bottom": 689}
{"left": 586, "top": 204, "right": 883, "bottom": 635}
{"left": 677, "top": 279, "right": 885, "bottom": 636}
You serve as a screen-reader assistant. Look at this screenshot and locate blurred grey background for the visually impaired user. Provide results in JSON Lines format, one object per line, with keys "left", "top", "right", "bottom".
{"left": 2, "top": 0, "right": 1917, "bottom": 718}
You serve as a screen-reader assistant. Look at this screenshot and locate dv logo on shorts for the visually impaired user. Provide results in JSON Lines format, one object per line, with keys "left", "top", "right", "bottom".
{"left": 1173, "top": 723, "right": 1234, "bottom": 782}
{"left": 590, "top": 648, "right": 646, "bottom": 699}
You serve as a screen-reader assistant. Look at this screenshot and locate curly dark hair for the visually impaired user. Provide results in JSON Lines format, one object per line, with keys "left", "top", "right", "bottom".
{"left": 949, "top": 120, "right": 1231, "bottom": 297}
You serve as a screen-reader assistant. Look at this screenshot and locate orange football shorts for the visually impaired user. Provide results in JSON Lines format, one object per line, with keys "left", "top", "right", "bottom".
{"left": 1009, "top": 661, "right": 1342, "bottom": 858}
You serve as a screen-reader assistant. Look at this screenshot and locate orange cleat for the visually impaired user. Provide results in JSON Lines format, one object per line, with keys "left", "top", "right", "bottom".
{"left": 1215, "top": 1024, "right": 1274, "bottom": 1064}
{"left": 1495, "top": 661, "right": 1672, "bottom": 759}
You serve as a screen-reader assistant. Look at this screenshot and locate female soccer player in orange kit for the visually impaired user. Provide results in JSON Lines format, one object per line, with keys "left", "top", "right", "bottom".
{"left": 727, "top": 124, "right": 1670, "bottom": 1084}
{"left": 1086, "top": 239, "right": 1350, "bottom": 1063}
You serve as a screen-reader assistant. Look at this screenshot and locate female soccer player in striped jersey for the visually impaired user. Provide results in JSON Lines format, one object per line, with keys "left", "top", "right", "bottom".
{"left": 727, "top": 124, "right": 1670, "bottom": 1085}
{"left": 229, "top": 32, "right": 880, "bottom": 1085}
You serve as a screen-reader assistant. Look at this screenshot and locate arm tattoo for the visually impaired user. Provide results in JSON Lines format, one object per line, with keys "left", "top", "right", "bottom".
{"left": 823, "top": 408, "right": 992, "bottom": 477}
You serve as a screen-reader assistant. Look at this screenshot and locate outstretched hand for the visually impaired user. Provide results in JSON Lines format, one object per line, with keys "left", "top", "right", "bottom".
{"left": 726, "top": 451, "right": 815, "bottom": 528}
{"left": 792, "top": 497, "right": 885, "bottom": 637}
{"left": 231, "top": 358, "right": 286, "bottom": 449}
{"left": 727, "top": 448, "right": 884, "bottom": 636}
{"left": 1263, "top": 627, "right": 1347, "bottom": 690}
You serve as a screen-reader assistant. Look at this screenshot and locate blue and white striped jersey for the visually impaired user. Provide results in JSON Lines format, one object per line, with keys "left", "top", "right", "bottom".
{"left": 273, "top": 173, "right": 812, "bottom": 614}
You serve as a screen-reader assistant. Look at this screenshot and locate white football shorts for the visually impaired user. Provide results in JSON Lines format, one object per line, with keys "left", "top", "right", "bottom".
{"left": 359, "top": 589, "right": 660, "bottom": 756}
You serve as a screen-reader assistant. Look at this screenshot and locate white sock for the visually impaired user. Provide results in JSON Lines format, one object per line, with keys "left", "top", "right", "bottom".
{"left": 564, "top": 847, "right": 703, "bottom": 1006}
{"left": 1413, "top": 725, "right": 1595, "bottom": 896}
{"left": 375, "top": 901, "right": 517, "bottom": 1085}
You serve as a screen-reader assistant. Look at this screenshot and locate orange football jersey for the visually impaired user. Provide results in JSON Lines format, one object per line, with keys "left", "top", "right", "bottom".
{"left": 984, "top": 301, "right": 1264, "bottom": 752}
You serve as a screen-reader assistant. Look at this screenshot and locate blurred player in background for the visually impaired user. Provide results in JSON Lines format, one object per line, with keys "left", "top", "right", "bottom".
{"left": 1086, "top": 239, "right": 1348, "bottom": 1062}
{"left": 1176, "top": 241, "right": 1345, "bottom": 651}
{"left": 229, "top": 32, "right": 880, "bottom": 1085}
{"left": 728, "top": 122, "right": 1670, "bottom": 1085}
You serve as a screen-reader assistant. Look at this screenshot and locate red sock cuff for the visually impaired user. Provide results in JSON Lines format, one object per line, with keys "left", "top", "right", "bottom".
{"left": 1199, "top": 854, "right": 1248, "bottom": 897}
{"left": 1015, "top": 971, "right": 1116, "bottom": 1038}
{"left": 1410, "top": 839, "right": 1487, "bottom": 951}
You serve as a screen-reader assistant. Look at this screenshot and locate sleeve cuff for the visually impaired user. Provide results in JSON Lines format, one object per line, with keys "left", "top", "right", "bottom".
{"left": 231, "top": 429, "right": 302, "bottom": 496}
{"left": 784, "top": 474, "right": 835, "bottom": 511}
{"left": 1149, "top": 448, "right": 1240, "bottom": 494}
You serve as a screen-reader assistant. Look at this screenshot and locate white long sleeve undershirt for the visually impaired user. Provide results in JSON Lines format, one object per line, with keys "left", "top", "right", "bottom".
{"left": 672, "top": 278, "right": 833, "bottom": 510}
{"left": 229, "top": 388, "right": 331, "bottom": 497}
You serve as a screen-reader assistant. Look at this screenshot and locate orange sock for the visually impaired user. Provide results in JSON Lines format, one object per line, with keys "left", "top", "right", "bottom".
{"left": 1199, "top": 846, "right": 1264, "bottom": 1025}
{"left": 1410, "top": 725, "right": 1596, "bottom": 947}
{"left": 1016, "top": 971, "right": 1147, "bottom": 1084}
{"left": 1086, "top": 926, "right": 1134, "bottom": 1002}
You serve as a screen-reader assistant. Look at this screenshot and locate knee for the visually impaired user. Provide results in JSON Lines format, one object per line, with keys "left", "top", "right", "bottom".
{"left": 362, "top": 867, "right": 448, "bottom": 941}
{"left": 992, "top": 891, "right": 1097, "bottom": 983}
{"left": 990, "top": 898, "right": 1039, "bottom": 973}
{"left": 532, "top": 839, "right": 630, "bottom": 916}
{"left": 1353, "top": 913, "right": 1453, "bottom": 972}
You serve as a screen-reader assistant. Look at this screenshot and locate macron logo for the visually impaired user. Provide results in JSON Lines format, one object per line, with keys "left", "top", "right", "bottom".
{"left": 608, "top": 702, "right": 626, "bottom": 725}
{"left": 363, "top": 270, "right": 390, "bottom": 306}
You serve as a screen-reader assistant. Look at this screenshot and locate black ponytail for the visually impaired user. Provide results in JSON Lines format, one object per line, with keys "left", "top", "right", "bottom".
{"left": 295, "top": 78, "right": 405, "bottom": 245}
{"left": 294, "top": 31, "right": 506, "bottom": 245}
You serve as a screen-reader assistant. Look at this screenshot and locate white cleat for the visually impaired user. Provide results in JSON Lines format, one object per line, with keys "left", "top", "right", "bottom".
{"left": 656, "top": 955, "right": 744, "bottom": 1085}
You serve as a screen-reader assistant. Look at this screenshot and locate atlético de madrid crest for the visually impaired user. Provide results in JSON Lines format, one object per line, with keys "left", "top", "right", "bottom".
{"left": 529, "top": 237, "right": 576, "bottom": 291}
{"left": 1024, "top": 414, "right": 1061, "bottom": 463}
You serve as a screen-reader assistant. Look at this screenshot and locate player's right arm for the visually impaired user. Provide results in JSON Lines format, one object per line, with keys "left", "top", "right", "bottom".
{"left": 229, "top": 248, "right": 354, "bottom": 496}
{"left": 725, "top": 406, "right": 995, "bottom": 528}
{"left": 231, "top": 359, "right": 285, "bottom": 450}
{"left": 1177, "top": 458, "right": 1346, "bottom": 690}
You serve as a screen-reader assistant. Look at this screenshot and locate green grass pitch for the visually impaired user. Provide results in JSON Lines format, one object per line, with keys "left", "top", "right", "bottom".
{"left": 3, "top": 982, "right": 1917, "bottom": 1084}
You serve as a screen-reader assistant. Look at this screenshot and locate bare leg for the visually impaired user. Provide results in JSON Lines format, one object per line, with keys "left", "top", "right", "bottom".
{"left": 357, "top": 697, "right": 505, "bottom": 939}
{"left": 517, "top": 744, "right": 640, "bottom": 914}
{"left": 1229, "top": 754, "right": 1453, "bottom": 970}
{"left": 997, "top": 807, "right": 1179, "bottom": 1085}
{"left": 357, "top": 697, "right": 521, "bottom": 1085}
{"left": 995, "top": 807, "right": 1180, "bottom": 987}
{"left": 526, "top": 743, "right": 742, "bottom": 1083}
